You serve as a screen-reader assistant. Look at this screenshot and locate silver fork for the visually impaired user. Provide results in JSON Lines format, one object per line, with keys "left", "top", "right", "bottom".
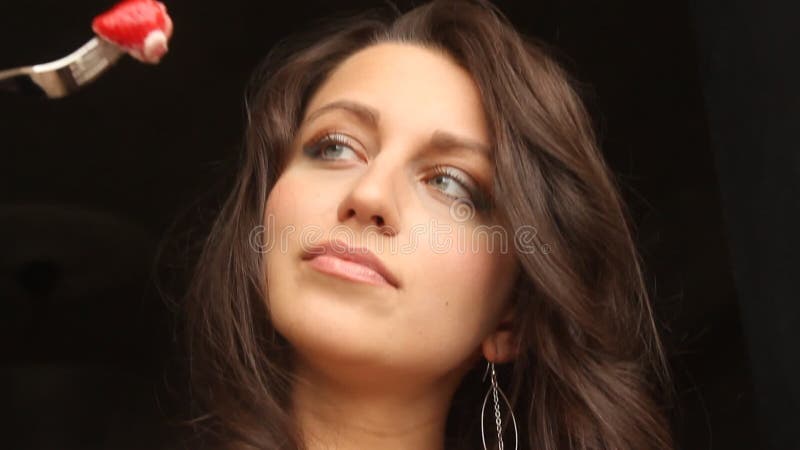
{"left": 0, "top": 37, "right": 124, "bottom": 99}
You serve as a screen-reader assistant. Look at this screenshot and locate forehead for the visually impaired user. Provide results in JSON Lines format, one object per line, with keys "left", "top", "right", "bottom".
{"left": 303, "top": 42, "right": 490, "bottom": 144}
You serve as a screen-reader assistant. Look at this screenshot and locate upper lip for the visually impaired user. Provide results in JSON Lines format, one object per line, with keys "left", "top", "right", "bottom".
{"left": 301, "top": 239, "right": 400, "bottom": 288}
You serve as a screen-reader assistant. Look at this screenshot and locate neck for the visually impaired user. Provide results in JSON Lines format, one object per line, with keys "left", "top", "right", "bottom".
{"left": 289, "top": 355, "right": 465, "bottom": 450}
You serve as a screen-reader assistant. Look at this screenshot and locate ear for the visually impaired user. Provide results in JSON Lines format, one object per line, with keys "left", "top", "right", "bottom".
{"left": 480, "top": 304, "right": 519, "bottom": 364}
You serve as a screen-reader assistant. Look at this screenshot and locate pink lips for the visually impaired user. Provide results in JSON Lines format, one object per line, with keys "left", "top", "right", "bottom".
{"left": 301, "top": 239, "right": 399, "bottom": 288}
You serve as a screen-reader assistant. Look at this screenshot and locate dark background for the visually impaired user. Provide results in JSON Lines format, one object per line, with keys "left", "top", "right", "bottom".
{"left": 1, "top": 1, "right": 797, "bottom": 449}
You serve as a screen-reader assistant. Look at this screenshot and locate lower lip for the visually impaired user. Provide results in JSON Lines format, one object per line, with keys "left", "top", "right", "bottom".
{"left": 305, "top": 255, "right": 393, "bottom": 287}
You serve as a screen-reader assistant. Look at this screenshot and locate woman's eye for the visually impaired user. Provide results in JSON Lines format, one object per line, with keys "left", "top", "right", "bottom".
{"left": 303, "top": 132, "right": 362, "bottom": 162}
{"left": 427, "top": 165, "right": 491, "bottom": 211}
{"left": 428, "top": 173, "right": 471, "bottom": 201}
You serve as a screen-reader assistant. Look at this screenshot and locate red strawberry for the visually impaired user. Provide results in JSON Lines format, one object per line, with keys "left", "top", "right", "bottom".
{"left": 92, "top": 0, "right": 174, "bottom": 64}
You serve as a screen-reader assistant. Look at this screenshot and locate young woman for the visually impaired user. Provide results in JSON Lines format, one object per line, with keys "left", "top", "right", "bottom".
{"left": 176, "top": 1, "right": 674, "bottom": 449}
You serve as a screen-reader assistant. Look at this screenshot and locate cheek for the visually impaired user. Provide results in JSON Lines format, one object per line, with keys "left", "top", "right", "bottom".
{"left": 434, "top": 251, "right": 497, "bottom": 304}
{"left": 414, "top": 225, "right": 514, "bottom": 311}
{"left": 263, "top": 174, "right": 305, "bottom": 321}
{"left": 263, "top": 171, "right": 345, "bottom": 346}
{"left": 401, "top": 236, "right": 512, "bottom": 365}
{"left": 265, "top": 167, "right": 338, "bottom": 229}
{"left": 264, "top": 174, "right": 298, "bottom": 227}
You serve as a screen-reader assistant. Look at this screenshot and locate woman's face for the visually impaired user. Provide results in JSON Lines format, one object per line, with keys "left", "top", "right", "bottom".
{"left": 264, "top": 42, "right": 519, "bottom": 383}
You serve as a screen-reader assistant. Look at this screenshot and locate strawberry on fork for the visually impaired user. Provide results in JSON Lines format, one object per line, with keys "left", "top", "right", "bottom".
{"left": 0, "top": 0, "right": 174, "bottom": 98}
{"left": 92, "top": 0, "right": 174, "bottom": 64}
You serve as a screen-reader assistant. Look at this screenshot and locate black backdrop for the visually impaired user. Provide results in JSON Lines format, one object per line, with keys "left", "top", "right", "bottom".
{"left": 0, "top": 1, "right": 796, "bottom": 449}
{"left": 690, "top": 0, "right": 800, "bottom": 448}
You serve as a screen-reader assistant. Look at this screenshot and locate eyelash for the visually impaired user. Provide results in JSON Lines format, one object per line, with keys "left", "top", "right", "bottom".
{"left": 303, "top": 130, "right": 493, "bottom": 212}
{"left": 303, "top": 129, "right": 362, "bottom": 162}
{"left": 428, "top": 164, "right": 491, "bottom": 210}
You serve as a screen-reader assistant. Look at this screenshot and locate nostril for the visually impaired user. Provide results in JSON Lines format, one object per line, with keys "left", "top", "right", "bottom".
{"left": 374, "top": 216, "right": 384, "bottom": 227}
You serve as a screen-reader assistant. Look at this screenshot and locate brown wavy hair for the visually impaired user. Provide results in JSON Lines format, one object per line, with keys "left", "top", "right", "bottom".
{"left": 168, "top": 1, "right": 675, "bottom": 449}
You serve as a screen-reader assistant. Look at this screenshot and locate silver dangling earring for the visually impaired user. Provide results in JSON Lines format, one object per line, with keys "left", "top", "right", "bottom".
{"left": 481, "top": 360, "right": 518, "bottom": 450}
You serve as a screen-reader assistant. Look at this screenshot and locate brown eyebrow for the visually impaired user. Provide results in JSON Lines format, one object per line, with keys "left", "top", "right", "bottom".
{"left": 428, "top": 129, "right": 491, "bottom": 159}
{"left": 304, "top": 99, "right": 379, "bottom": 129}
{"left": 302, "top": 99, "right": 492, "bottom": 159}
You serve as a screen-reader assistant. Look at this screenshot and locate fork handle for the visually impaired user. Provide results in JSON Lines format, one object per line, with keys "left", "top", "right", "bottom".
{"left": 0, "top": 68, "right": 45, "bottom": 96}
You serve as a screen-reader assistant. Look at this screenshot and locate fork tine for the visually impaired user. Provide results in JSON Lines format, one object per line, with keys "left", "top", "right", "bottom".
{"left": 83, "top": 37, "right": 123, "bottom": 67}
{"left": 69, "top": 38, "right": 124, "bottom": 86}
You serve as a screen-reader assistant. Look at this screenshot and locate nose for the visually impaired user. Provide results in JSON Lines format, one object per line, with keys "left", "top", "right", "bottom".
{"left": 337, "top": 158, "right": 401, "bottom": 237}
